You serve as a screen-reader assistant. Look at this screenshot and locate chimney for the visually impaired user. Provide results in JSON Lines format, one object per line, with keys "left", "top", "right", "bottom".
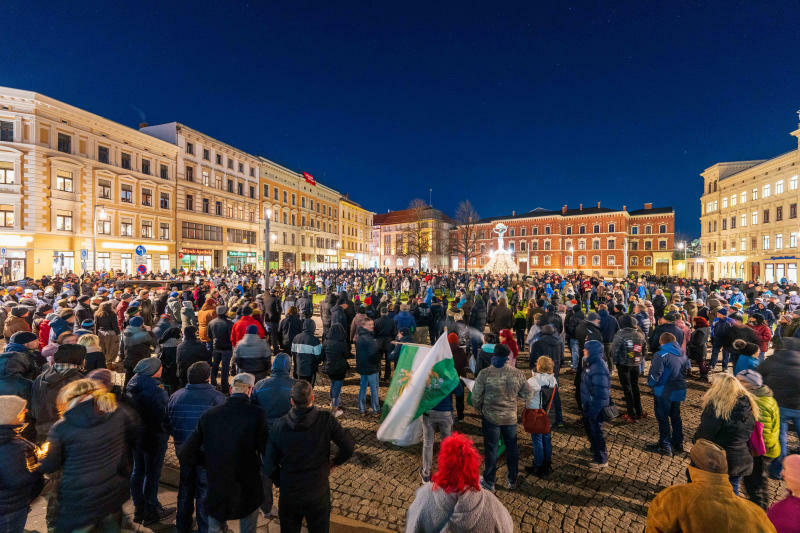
{"left": 644, "top": 202, "right": 653, "bottom": 210}
{"left": 597, "top": 201, "right": 601, "bottom": 208}
{"left": 139, "top": 122, "right": 148, "bottom": 129}
{"left": 579, "top": 203, "right": 583, "bottom": 211}
{"left": 622, "top": 205, "right": 626, "bottom": 211}
{"left": 562, "top": 204, "right": 567, "bottom": 214}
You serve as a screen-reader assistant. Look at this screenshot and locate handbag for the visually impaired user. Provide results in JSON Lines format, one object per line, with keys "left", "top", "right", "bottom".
{"left": 602, "top": 404, "right": 620, "bottom": 421}
{"left": 522, "top": 384, "right": 556, "bottom": 434}
{"left": 748, "top": 420, "right": 766, "bottom": 456}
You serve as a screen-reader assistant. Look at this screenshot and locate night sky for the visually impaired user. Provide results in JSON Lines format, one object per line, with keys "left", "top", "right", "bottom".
{"left": 5, "top": 1, "right": 800, "bottom": 237}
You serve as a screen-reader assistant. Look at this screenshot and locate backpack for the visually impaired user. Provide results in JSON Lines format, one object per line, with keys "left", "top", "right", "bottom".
{"left": 618, "top": 338, "right": 643, "bottom": 367}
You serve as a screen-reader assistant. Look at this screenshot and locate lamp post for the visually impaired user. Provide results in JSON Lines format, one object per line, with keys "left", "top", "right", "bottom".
{"left": 92, "top": 204, "right": 107, "bottom": 273}
{"left": 264, "top": 207, "right": 272, "bottom": 290}
{"left": 678, "top": 241, "right": 687, "bottom": 274}
{"left": 569, "top": 246, "right": 574, "bottom": 274}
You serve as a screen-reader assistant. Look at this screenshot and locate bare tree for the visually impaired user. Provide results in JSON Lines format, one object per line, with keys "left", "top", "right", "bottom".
{"left": 401, "top": 199, "right": 431, "bottom": 267}
{"left": 450, "top": 200, "right": 480, "bottom": 269}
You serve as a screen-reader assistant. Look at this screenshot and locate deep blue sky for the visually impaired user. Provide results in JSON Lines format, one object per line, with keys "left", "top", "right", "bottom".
{"left": 5, "top": 1, "right": 800, "bottom": 237}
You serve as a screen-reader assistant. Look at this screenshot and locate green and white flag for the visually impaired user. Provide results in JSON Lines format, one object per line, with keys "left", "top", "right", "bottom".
{"left": 377, "top": 331, "right": 460, "bottom": 443}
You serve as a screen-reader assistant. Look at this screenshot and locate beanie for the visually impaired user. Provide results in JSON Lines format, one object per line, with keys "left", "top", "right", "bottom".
{"left": 188, "top": 361, "right": 211, "bottom": 384}
{"left": 447, "top": 332, "right": 459, "bottom": 344}
{"left": 619, "top": 314, "right": 635, "bottom": 329}
{"left": 87, "top": 368, "right": 114, "bottom": 390}
{"left": 54, "top": 344, "right": 87, "bottom": 365}
{"left": 9, "top": 331, "right": 37, "bottom": 345}
{"left": 586, "top": 312, "right": 599, "bottom": 322}
{"left": 129, "top": 316, "right": 144, "bottom": 328}
{"left": 216, "top": 305, "right": 227, "bottom": 316}
{"left": 80, "top": 319, "right": 94, "bottom": 328}
{"left": 736, "top": 368, "right": 763, "bottom": 388}
{"left": 246, "top": 324, "right": 258, "bottom": 335}
{"left": 10, "top": 306, "right": 27, "bottom": 317}
{"left": 134, "top": 357, "right": 161, "bottom": 376}
{"left": 170, "top": 291, "right": 179, "bottom": 298}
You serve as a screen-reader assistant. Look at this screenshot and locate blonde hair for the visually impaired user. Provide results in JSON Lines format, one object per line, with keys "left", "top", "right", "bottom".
{"left": 57, "top": 378, "right": 117, "bottom": 416}
{"left": 77, "top": 334, "right": 100, "bottom": 348}
{"left": 536, "top": 356, "right": 554, "bottom": 374}
{"left": 701, "top": 373, "right": 759, "bottom": 421}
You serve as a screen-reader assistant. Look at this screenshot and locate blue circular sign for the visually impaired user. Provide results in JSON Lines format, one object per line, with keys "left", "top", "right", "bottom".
{"left": 137, "top": 264, "right": 147, "bottom": 274}
{"left": 135, "top": 245, "right": 146, "bottom": 256}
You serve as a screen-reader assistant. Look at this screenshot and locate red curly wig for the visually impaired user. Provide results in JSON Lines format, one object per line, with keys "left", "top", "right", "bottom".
{"left": 499, "top": 328, "right": 518, "bottom": 359}
{"left": 431, "top": 432, "right": 482, "bottom": 493}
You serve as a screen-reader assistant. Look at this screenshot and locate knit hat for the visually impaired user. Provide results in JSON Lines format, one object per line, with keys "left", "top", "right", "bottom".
{"left": 447, "top": 332, "right": 459, "bottom": 344}
{"left": 129, "top": 316, "right": 144, "bottom": 328}
{"left": 9, "top": 331, "right": 37, "bottom": 345}
{"left": 216, "top": 305, "right": 227, "bottom": 316}
{"left": 732, "top": 339, "right": 759, "bottom": 356}
{"left": 0, "top": 395, "right": 27, "bottom": 426}
{"left": 693, "top": 316, "right": 709, "bottom": 328}
{"left": 240, "top": 305, "right": 252, "bottom": 316}
{"left": 87, "top": 368, "right": 114, "bottom": 390}
{"left": 170, "top": 291, "right": 179, "bottom": 297}
{"left": 188, "top": 361, "right": 211, "bottom": 384}
{"left": 128, "top": 301, "right": 140, "bottom": 309}
{"left": 736, "top": 369, "right": 763, "bottom": 388}
{"left": 663, "top": 312, "right": 679, "bottom": 322}
{"left": 586, "top": 312, "right": 599, "bottom": 322}
{"left": 134, "top": 357, "right": 161, "bottom": 376}
{"left": 716, "top": 308, "right": 729, "bottom": 316}
{"left": 120, "top": 293, "right": 131, "bottom": 300}
{"left": 690, "top": 439, "right": 728, "bottom": 474}
{"left": 784, "top": 455, "right": 800, "bottom": 494}
{"left": 59, "top": 309, "right": 74, "bottom": 319}
{"left": 10, "top": 306, "right": 27, "bottom": 317}
{"left": 246, "top": 324, "right": 258, "bottom": 335}
{"left": 54, "top": 344, "right": 86, "bottom": 365}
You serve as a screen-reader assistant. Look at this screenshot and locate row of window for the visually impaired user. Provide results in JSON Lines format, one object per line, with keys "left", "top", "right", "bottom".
{"left": 272, "top": 209, "right": 337, "bottom": 234}
{"left": 186, "top": 167, "right": 256, "bottom": 198}
{"left": 708, "top": 233, "right": 800, "bottom": 254}
{"left": 265, "top": 185, "right": 336, "bottom": 218}
{"left": 42, "top": 208, "right": 171, "bottom": 239}
{"left": 708, "top": 203, "right": 799, "bottom": 233}
{"left": 705, "top": 176, "right": 799, "bottom": 213}
{"left": 476, "top": 222, "right": 666, "bottom": 239}
{"left": 277, "top": 231, "right": 338, "bottom": 249}
{"left": 93, "top": 178, "right": 171, "bottom": 208}
{"left": 184, "top": 194, "right": 256, "bottom": 222}
{"left": 185, "top": 142, "right": 256, "bottom": 178}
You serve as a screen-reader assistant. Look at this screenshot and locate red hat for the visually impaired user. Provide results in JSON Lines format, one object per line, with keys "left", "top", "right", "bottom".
{"left": 447, "top": 332, "right": 459, "bottom": 344}
{"left": 693, "top": 316, "right": 709, "bottom": 327}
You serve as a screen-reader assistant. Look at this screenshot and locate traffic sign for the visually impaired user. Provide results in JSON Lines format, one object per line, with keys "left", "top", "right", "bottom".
{"left": 137, "top": 264, "right": 147, "bottom": 274}
{"left": 0, "top": 248, "right": 5, "bottom": 256}
{"left": 135, "top": 245, "right": 147, "bottom": 256}
{"left": 80, "top": 249, "right": 88, "bottom": 260}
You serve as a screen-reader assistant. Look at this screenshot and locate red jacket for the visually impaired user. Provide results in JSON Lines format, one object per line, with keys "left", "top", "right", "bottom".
{"left": 116, "top": 301, "right": 129, "bottom": 331}
{"left": 230, "top": 315, "right": 265, "bottom": 346}
{"left": 749, "top": 323, "right": 772, "bottom": 353}
{"left": 38, "top": 320, "right": 51, "bottom": 347}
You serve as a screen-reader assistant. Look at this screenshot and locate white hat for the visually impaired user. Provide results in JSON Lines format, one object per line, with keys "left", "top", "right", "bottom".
{"left": 0, "top": 395, "right": 26, "bottom": 425}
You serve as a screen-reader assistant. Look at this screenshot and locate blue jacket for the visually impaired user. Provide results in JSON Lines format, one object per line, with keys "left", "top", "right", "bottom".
{"left": 167, "top": 383, "right": 225, "bottom": 447}
{"left": 598, "top": 309, "right": 619, "bottom": 343}
{"left": 647, "top": 342, "right": 690, "bottom": 401}
{"left": 394, "top": 311, "right": 416, "bottom": 332}
{"left": 579, "top": 351, "right": 610, "bottom": 418}
{"left": 252, "top": 353, "right": 294, "bottom": 420}
{"left": 125, "top": 373, "right": 169, "bottom": 445}
{"left": 733, "top": 354, "right": 759, "bottom": 376}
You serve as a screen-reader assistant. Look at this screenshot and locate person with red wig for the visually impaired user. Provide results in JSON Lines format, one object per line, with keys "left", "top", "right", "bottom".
{"left": 405, "top": 433, "right": 513, "bottom": 533}
{"left": 498, "top": 329, "right": 518, "bottom": 368}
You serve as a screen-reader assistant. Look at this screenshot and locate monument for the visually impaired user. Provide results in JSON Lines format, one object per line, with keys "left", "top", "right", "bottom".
{"left": 484, "top": 222, "right": 519, "bottom": 274}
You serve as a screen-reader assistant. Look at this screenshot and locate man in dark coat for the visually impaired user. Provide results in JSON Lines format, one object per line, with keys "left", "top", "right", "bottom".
{"left": 121, "top": 316, "right": 155, "bottom": 386}
{"left": 355, "top": 320, "right": 381, "bottom": 414}
{"left": 263, "top": 380, "right": 354, "bottom": 533}
{"left": 374, "top": 307, "right": 398, "bottom": 381}
{"left": 207, "top": 306, "right": 234, "bottom": 391}
{"left": 30, "top": 344, "right": 85, "bottom": 441}
{"left": 176, "top": 326, "right": 212, "bottom": 389}
{"left": 180, "top": 373, "right": 268, "bottom": 533}
{"left": 652, "top": 289, "right": 668, "bottom": 319}
{"left": 648, "top": 313, "right": 685, "bottom": 355}
{"left": 580, "top": 340, "right": 610, "bottom": 468}
{"left": 319, "top": 292, "right": 337, "bottom": 340}
{"left": 291, "top": 318, "right": 322, "bottom": 385}
{"left": 261, "top": 290, "right": 283, "bottom": 352}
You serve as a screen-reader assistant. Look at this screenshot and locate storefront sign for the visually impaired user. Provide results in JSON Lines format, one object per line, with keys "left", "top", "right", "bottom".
{"left": 769, "top": 256, "right": 797, "bottom": 260}
{"left": 181, "top": 249, "right": 213, "bottom": 255}
{"left": 227, "top": 251, "right": 256, "bottom": 257}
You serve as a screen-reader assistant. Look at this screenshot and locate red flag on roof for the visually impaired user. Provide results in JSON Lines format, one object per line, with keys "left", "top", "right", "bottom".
{"left": 303, "top": 171, "right": 316, "bottom": 185}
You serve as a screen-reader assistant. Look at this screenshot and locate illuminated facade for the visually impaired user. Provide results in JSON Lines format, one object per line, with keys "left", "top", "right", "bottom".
{"left": 339, "top": 196, "right": 373, "bottom": 268}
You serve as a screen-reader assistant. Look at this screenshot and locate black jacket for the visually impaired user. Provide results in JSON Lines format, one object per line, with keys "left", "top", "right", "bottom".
{"left": 688, "top": 327, "right": 710, "bottom": 362}
{"left": 36, "top": 400, "right": 137, "bottom": 532}
{"left": 758, "top": 347, "right": 800, "bottom": 409}
{"left": 263, "top": 406, "right": 354, "bottom": 502}
{"left": 355, "top": 327, "right": 380, "bottom": 375}
{"left": 0, "top": 424, "right": 43, "bottom": 515}
{"left": 330, "top": 305, "right": 348, "bottom": 332}
{"left": 489, "top": 301, "right": 514, "bottom": 334}
{"left": 694, "top": 396, "right": 755, "bottom": 477}
{"left": 180, "top": 394, "right": 269, "bottom": 521}
{"left": 0, "top": 350, "right": 34, "bottom": 405}
{"left": 262, "top": 294, "right": 282, "bottom": 324}
{"left": 31, "top": 365, "right": 84, "bottom": 439}
{"left": 291, "top": 319, "right": 322, "bottom": 378}
{"left": 207, "top": 316, "right": 234, "bottom": 351}
{"left": 531, "top": 333, "right": 564, "bottom": 370}
{"left": 648, "top": 322, "right": 685, "bottom": 354}
{"left": 279, "top": 315, "right": 303, "bottom": 350}
{"left": 323, "top": 324, "right": 350, "bottom": 381}
{"left": 374, "top": 314, "right": 398, "bottom": 340}
{"left": 177, "top": 335, "right": 212, "bottom": 388}
{"left": 125, "top": 373, "right": 169, "bottom": 451}
{"left": 319, "top": 294, "right": 337, "bottom": 329}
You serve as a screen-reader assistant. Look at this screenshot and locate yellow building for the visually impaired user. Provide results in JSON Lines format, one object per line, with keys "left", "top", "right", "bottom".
{"left": 699, "top": 112, "right": 800, "bottom": 282}
{"left": 141, "top": 123, "right": 261, "bottom": 271}
{"left": 0, "top": 86, "right": 178, "bottom": 280}
{"left": 339, "top": 196, "right": 374, "bottom": 268}
{"left": 259, "top": 157, "right": 340, "bottom": 270}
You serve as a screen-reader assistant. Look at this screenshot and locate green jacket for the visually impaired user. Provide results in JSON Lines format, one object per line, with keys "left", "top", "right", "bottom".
{"left": 472, "top": 365, "right": 531, "bottom": 426}
{"left": 752, "top": 386, "right": 780, "bottom": 459}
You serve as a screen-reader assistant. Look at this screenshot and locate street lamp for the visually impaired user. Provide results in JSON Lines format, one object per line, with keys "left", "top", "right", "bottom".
{"left": 569, "top": 245, "right": 574, "bottom": 273}
{"left": 92, "top": 205, "right": 107, "bottom": 273}
{"left": 264, "top": 207, "right": 272, "bottom": 290}
{"left": 678, "top": 240, "right": 687, "bottom": 269}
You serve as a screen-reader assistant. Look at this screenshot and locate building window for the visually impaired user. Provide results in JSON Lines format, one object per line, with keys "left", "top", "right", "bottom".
{"left": 658, "top": 240, "right": 667, "bottom": 250}
{"left": 741, "top": 238, "right": 747, "bottom": 251}
{"left": 777, "top": 206, "right": 783, "bottom": 221}
{"left": 644, "top": 257, "right": 652, "bottom": 266}
{"left": 0, "top": 121, "right": 13, "bottom": 141}
{"left": 791, "top": 203, "right": 798, "bottom": 219}
{"left": 215, "top": 201, "right": 222, "bottom": 216}
{"left": 56, "top": 171, "right": 74, "bottom": 192}
{"left": 160, "top": 192, "right": 169, "bottom": 209}
{"left": 741, "top": 213, "right": 747, "bottom": 227}
{"left": 121, "top": 184, "right": 132, "bottom": 203}
{"left": 0, "top": 205, "right": 14, "bottom": 227}
{"left": 607, "top": 256, "right": 615, "bottom": 265}
{"left": 121, "top": 152, "right": 131, "bottom": 170}
{"left": 731, "top": 194, "right": 737, "bottom": 206}
{"left": 520, "top": 241, "right": 526, "bottom": 251}
{"left": 160, "top": 164, "right": 168, "bottom": 179}
{"left": 630, "top": 256, "right": 638, "bottom": 266}
{"left": 752, "top": 188, "right": 758, "bottom": 201}
{"left": 532, "top": 227, "right": 539, "bottom": 235}
{"left": 630, "top": 240, "right": 638, "bottom": 251}
{"left": 763, "top": 209, "right": 770, "bottom": 224}
{"left": 722, "top": 219, "right": 727, "bottom": 231}
{"left": 531, "top": 241, "right": 538, "bottom": 251}
{"left": 592, "top": 224, "right": 599, "bottom": 233}
{"left": 237, "top": 182, "right": 243, "bottom": 196}
{"left": 186, "top": 166, "right": 194, "bottom": 182}
{"left": 141, "top": 220, "right": 153, "bottom": 238}
{"left": 577, "top": 239, "right": 585, "bottom": 250}
{"left": 292, "top": 193, "right": 296, "bottom": 205}
{"left": 227, "top": 158, "right": 233, "bottom": 170}
{"left": 159, "top": 223, "right": 170, "bottom": 240}
{"left": 608, "top": 239, "right": 615, "bottom": 249}
{"left": 592, "top": 255, "right": 600, "bottom": 266}
{"left": 98, "top": 180, "right": 111, "bottom": 199}
{"left": 592, "top": 239, "right": 600, "bottom": 250}
{"left": 544, "top": 240, "right": 551, "bottom": 250}
{"left": 120, "top": 220, "right": 133, "bottom": 236}
{"left": 141, "top": 188, "right": 152, "bottom": 206}
{"left": 96, "top": 252, "right": 110, "bottom": 271}
{"left": 186, "top": 142, "right": 194, "bottom": 155}
{"left": 722, "top": 197, "right": 728, "bottom": 209}
{"left": 791, "top": 233, "right": 798, "bottom": 248}
{"left": 216, "top": 154, "right": 222, "bottom": 165}
{"left": 752, "top": 211, "right": 758, "bottom": 225}
{"left": 182, "top": 221, "right": 222, "bottom": 241}
{"left": 791, "top": 176, "right": 799, "bottom": 191}
{"left": 97, "top": 218, "right": 110, "bottom": 234}
{"left": 250, "top": 167, "right": 255, "bottom": 177}
{"left": 763, "top": 184, "right": 771, "bottom": 198}
{"left": 202, "top": 198, "right": 210, "bottom": 213}
{"left": 227, "top": 180, "right": 233, "bottom": 193}
{"left": 565, "top": 226, "right": 572, "bottom": 235}
{"left": 249, "top": 186, "right": 255, "bottom": 199}
{"left": 645, "top": 240, "right": 652, "bottom": 250}
{"left": 142, "top": 159, "right": 151, "bottom": 175}
{"left": 777, "top": 180, "right": 784, "bottom": 194}
{"left": 0, "top": 162, "right": 13, "bottom": 185}
{"left": 98, "top": 145, "right": 109, "bottom": 164}
{"left": 186, "top": 194, "right": 194, "bottom": 210}
{"left": 740, "top": 191, "right": 747, "bottom": 203}
{"left": 776, "top": 234, "right": 783, "bottom": 249}
{"left": 608, "top": 223, "right": 615, "bottom": 233}
{"left": 57, "top": 133, "right": 71, "bottom": 154}
{"left": 659, "top": 224, "right": 666, "bottom": 233}
{"left": 763, "top": 235, "right": 770, "bottom": 250}
{"left": 274, "top": 187, "right": 279, "bottom": 201}
{"left": 631, "top": 225, "right": 638, "bottom": 235}
{"left": 203, "top": 148, "right": 209, "bottom": 160}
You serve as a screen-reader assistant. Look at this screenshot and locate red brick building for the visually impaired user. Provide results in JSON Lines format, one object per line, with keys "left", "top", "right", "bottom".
{"left": 450, "top": 202, "right": 675, "bottom": 276}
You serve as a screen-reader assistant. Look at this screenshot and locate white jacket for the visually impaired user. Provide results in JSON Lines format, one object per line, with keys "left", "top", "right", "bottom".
{"left": 525, "top": 372, "right": 557, "bottom": 409}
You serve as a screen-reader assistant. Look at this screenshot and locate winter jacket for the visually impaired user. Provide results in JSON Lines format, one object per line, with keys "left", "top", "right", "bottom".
{"left": 232, "top": 333, "right": 271, "bottom": 378}
{"left": 319, "top": 294, "right": 336, "bottom": 329}
{"left": 3, "top": 315, "right": 30, "bottom": 338}
{"left": 120, "top": 324, "right": 154, "bottom": 370}
{"left": 31, "top": 365, "right": 84, "bottom": 439}
{"left": 197, "top": 303, "right": 217, "bottom": 342}
{"left": 355, "top": 327, "right": 380, "bottom": 375}
{"left": 231, "top": 315, "right": 265, "bottom": 347}
{"left": 574, "top": 320, "right": 603, "bottom": 354}
{"left": 733, "top": 355, "right": 760, "bottom": 376}
{"left": 647, "top": 342, "right": 690, "bottom": 402}
{"left": 252, "top": 353, "right": 294, "bottom": 420}
{"left": 525, "top": 372, "right": 558, "bottom": 410}
{"left": 757, "top": 346, "right": 800, "bottom": 410}
{"left": 125, "top": 371, "right": 169, "bottom": 451}
{"left": 263, "top": 406, "right": 354, "bottom": 502}
{"left": 36, "top": 398, "right": 138, "bottom": 532}
{"left": 645, "top": 466, "right": 778, "bottom": 533}
{"left": 180, "top": 301, "right": 198, "bottom": 331}
{"left": 649, "top": 322, "right": 685, "bottom": 354}
{"left": 278, "top": 315, "right": 302, "bottom": 350}
{"left": 1, "top": 343, "right": 40, "bottom": 380}
{"left": 749, "top": 324, "right": 772, "bottom": 353}
{"left": 394, "top": 311, "right": 416, "bottom": 333}
{"left": 323, "top": 324, "right": 349, "bottom": 380}
{"left": 597, "top": 309, "right": 619, "bottom": 343}
{"left": 0, "top": 424, "right": 44, "bottom": 516}
{"left": 0, "top": 350, "right": 33, "bottom": 405}
{"left": 291, "top": 319, "right": 322, "bottom": 378}
{"left": 136, "top": 298, "right": 156, "bottom": 328}
{"left": 73, "top": 303, "right": 94, "bottom": 327}
{"left": 167, "top": 382, "right": 225, "bottom": 447}
{"left": 531, "top": 333, "right": 564, "bottom": 371}
{"left": 179, "top": 394, "right": 269, "bottom": 521}
{"left": 207, "top": 315, "right": 234, "bottom": 351}
{"left": 580, "top": 348, "right": 610, "bottom": 418}
{"left": 688, "top": 327, "right": 710, "bottom": 363}
{"left": 751, "top": 385, "right": 780, "bottom": 459}
{"left": 83, "top": 346, "right": 105, "bottom": 373}
{"left": 694, "top": 396, "right": 756, "bottom": 477}
{"left": 488, "top": 301, "right": 514, "bottom": 335}
{"left": 296, "top": 293, "right": 313, "bottom": 317}
{"left": 176, "top": 335, "right": 212, "bottom": 388}
{"left": 472, "top": 364, "right": 531, "bottom": 426}
{"left": 330, "top": 305, "right": 348, "bottom": 332}
{"left": 610, "top": 327, "right": 646, "bottom": 367}
{"left": 374, "top": 314, "right": 398, "bottom": 340}
{"left": 166, "top": 296, "right": 182, "bottom": 324}
{"left": 405, "top": 483, "right": 514, "bottom": 533}
{"left": 468, "top": 298, "right": 487, "bottom": 332}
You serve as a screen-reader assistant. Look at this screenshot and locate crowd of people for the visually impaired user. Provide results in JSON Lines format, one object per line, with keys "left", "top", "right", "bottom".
{"left": 0, "top": 267, "right": 798, "bottom": 532}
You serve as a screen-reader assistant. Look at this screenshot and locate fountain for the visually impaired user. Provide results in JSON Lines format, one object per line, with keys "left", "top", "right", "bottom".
{"left": 484, "top": 222, "right": 519, "bottom": 274}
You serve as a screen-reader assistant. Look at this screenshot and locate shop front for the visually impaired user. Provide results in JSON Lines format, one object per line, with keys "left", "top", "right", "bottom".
{"left": 282, "top": 252, "right": 296, "bottom": 271}
{"left": 180, "top": 248, "right": 213, "bottom": 271}
{"left": 227, "top": 250, "right": 257, "bottom": 271}
{"left": 762, "top": 256, "right": 799, "bottom": 283}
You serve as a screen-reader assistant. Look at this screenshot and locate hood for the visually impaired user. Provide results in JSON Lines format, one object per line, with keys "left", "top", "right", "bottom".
{"left": 240, "top": 333, "right": 263, "bottom": 345}
{"left": 63, "top": 397, "right": 114, "bottom": 428}
{"left": 357, "top": 326, "right": 373, "bottom": 337}
{"left": 41, "top": 364, "right": 83, "bottom": 385}
{"left": 327, "top": 323, "right": 346, "bottom": 342}
{"left": 658, "top": 342, "right": 682, "bottom": 357}
{"left": 302, "top": 318, "right": 316, "bottom": 334}
{"left": 430, "top": 488, "right": 488, "bottom": 530}
{"left": 271, "top": 353, "right": 291, "bottom": 376}
{"left": 286, "top": 405, "right": 319, "bottom": 430}
{"left": 538, "top": 333, "right": 561, "bottom": 346}
{"left": 0, "top": 351, "right": 32, "bottom": 377}
{"left": 752, "top": 384, "right": 774, "bottom": 398}
{"left": 598, "top": 309, "right": 610, "bottom": 318}
{"left": 183, "top": 301, "right": 194, "bottom": 309}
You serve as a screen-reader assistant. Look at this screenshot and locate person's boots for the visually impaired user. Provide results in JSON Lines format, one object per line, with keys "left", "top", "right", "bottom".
{"left": 543, "top": 460, "right": 552, "bottom": 476}
{"left": 524, "top": 463, "right": 538, "bottom": 475}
